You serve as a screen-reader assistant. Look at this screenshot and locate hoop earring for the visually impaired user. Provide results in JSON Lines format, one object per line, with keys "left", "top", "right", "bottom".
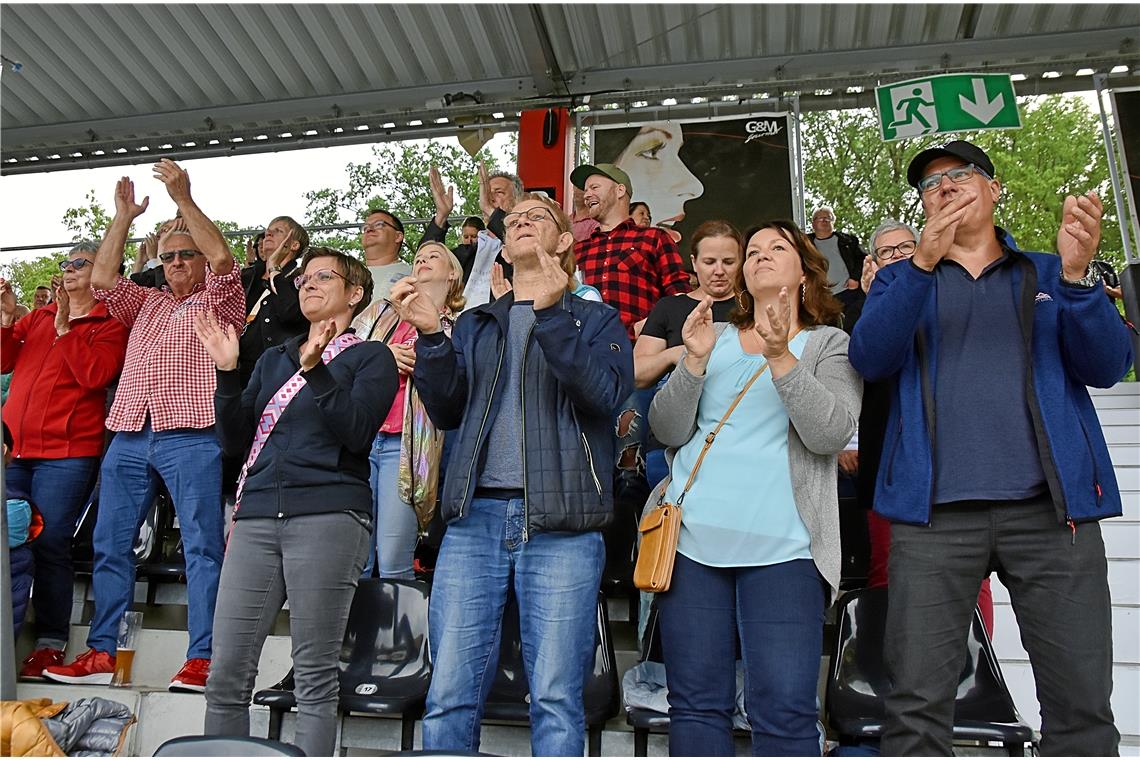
{"left": 800, "top": 282, "right": 806, "bottom": 304}
{"left": 736, "top": 289, "right": 749, "bottom": 312}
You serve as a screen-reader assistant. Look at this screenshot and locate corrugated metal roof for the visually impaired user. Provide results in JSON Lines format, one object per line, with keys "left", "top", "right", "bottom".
{"left": 2, "top": 3, "right": 1138, "bottom": 173}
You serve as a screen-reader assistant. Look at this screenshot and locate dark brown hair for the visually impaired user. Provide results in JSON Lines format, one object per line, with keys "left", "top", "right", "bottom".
{"left": 299, "top": 247, "right": 373, "bottom": 318}
{"left": 730, "top": 219, "right": 842, "bottom": 330}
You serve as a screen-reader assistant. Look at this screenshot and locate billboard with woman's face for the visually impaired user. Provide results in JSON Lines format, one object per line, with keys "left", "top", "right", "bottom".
{"left": 591, "top": 114, "right": 794, "bottom": 247}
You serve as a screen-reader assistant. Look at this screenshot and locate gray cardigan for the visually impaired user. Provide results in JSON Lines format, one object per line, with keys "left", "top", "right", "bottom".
{"left": 648, "top": 323, "right": 862, "bottom": 598}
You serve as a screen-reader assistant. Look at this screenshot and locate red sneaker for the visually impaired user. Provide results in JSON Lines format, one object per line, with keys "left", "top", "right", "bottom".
{"left": 42, "top": 648, "right": 115, "bottom": 685}
{"left": 19, "top": 647, "right": 65, "bottom": 680}
{"left": 169, "top": 658, "right": 211, "bottom": 693}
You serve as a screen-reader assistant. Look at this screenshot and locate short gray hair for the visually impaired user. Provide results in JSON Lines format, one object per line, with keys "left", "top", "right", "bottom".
{"left": 70, "top": 240, "right": 99, "bottom": 256}
{"left": 489, "top": 171, "right": 524, "bottom": 197}
{"left": 869, "top": 219, "right": 921, "bottom": 256}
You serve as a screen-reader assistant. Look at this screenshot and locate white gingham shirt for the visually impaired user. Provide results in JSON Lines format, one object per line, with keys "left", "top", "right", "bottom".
{"left": 94, "top": 262, "right": 245, "bottom": 432}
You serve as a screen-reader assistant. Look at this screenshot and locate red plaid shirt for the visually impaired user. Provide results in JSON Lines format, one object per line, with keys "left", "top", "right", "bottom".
{"left": 94, "top": 262, "right": 245, "bottom": 432}
{"left": 575, "top": 219, "right": 690, "bottom": 339}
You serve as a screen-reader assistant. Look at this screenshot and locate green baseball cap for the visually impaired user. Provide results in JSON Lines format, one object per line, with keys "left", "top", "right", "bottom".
{"left": 570, "top": 163, "right": 634, "bottom": 199}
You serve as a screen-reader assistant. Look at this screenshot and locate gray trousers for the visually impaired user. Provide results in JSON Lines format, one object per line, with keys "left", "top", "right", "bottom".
{"left": 882, "top": 495, "right": 1119, "bottom": 756}
{"left": 204, "top": 511, "right": 371, "bottom": 757}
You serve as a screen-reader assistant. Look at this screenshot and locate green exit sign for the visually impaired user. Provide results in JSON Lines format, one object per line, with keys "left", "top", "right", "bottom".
{"left": 876, "top": 73, "right": 1022, "bottom": 142}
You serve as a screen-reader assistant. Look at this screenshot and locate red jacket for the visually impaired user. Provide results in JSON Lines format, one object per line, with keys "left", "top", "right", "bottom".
{"left": 1, "top": 302, "right": 128, "bottom": 459}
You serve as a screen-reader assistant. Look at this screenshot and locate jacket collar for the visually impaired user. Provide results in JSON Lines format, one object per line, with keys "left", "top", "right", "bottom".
{"left": 471, "top": 290, "right": 573, "bottom": 330}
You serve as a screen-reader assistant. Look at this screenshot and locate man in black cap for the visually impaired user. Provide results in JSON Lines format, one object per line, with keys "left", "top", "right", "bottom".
{"left": 849, "top": 140, "right": 1130, "bottom": 756}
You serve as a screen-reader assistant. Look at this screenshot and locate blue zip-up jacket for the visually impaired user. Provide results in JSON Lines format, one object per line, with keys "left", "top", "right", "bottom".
{"left": 414, "top": 290, "right": 634, "bottom": 535}
{"left": 849, "top": 230, "right": 1133, "bottom": 526}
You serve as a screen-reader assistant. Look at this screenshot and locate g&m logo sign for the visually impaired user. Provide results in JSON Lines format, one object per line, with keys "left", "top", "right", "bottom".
{"left": 745, "top": 119, "right": 783, "bottom": 144}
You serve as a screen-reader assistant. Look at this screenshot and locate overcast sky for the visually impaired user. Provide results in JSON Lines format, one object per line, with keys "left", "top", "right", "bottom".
{"left": 0, "top": 133, "right": 515, "bottom": 262}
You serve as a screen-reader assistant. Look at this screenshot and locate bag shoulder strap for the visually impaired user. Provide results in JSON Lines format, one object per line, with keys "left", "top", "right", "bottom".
{"left": 675, "top": 362, "right": 769, "bottom": 505}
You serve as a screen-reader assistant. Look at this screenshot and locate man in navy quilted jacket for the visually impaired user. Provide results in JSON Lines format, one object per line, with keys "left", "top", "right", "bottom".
{"left": 391, "top": 192, "right": 634, "bottom": 756}
{"left": 849, "top": 140, "right": 1130, "bottom": 756}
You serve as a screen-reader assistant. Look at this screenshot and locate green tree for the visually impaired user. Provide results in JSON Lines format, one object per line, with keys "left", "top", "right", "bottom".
{"left": 0, "top": 254, "right": 63, "bottom": 305}
{"left": 62, "top": 190, "right": 114, "bottom": 241}
{"left": 802, "top": 95, "right": 1125, "bottom": 271}
{"left": 304, "top": 139, "right": 512, "bottom": 258}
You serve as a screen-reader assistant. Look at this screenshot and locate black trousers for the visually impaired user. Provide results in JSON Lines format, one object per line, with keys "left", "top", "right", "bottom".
{"left": 882, "top": 494, "right": 1119, "bottom": 756}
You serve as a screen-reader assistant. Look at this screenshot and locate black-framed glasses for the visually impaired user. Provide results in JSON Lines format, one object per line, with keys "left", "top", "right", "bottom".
{"left": 873, "top": 240, "right": 918, "bottom": 262}
{"left": 504, "top": 207, "right": 555, "bottom": 230}
{"left": 293, "top": 268, "right": 348, "bottom": 289}
{"left": 918, "top": 163, "right": 991, "bottom": 194}
{"left": 158, "top": 249, "right": 202, "bottom": 263}
{"left": 58, "top": 258, "right": 92, "bottom": 272}
{"left": 361, "top": 219, "right": 397, "bottom": 234}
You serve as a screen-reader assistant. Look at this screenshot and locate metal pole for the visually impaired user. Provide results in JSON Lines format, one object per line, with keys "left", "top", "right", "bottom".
{"left": 1094, "top": 74, "right": 1137, "bottom": 264}
{"left": 792, "top": 95, "right": 806, "bottom": 228}
{"left": 1, "top": 461, "right": 15, "bottom": 700}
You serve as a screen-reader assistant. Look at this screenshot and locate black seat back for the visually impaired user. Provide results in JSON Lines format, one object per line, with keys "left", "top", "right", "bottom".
{"left": 339, "top": 578, "right": 432, "bottom": 700}
{"left": 826, "top": 586, "right": 1027, "bottom": 737}
{"left": 485, "top": 590, "right": 619, "bottom": 725}
{"left": 154, "top": 735, "right": 304, "bottom": 756}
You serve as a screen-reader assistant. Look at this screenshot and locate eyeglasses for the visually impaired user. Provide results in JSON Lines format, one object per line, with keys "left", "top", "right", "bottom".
{"left": 158, "top": 249, "right": 202, "bottom": 263}
{"left": 873, "top": 240, "right": 918, "bottom": 262}
{"left": 504, "top": 207, "right": 556, "bottom": 230}
{"left": 58, "top": 258, "right": 93, "bottom": 272}
{"left": 361, "top": 219, "right": 398, "bottom": 234}
{"left": 918, "top": 164, "right": 991, "bottom": 194}
{"left": 293, "top": 268, "right": 348, "bottom": 289}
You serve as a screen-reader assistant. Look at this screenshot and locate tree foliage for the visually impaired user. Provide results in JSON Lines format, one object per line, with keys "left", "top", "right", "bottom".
{"left": 303, "top": 139, "right": 513, "bottom": 258}
{"left": 802, "top": 95, "right": 1125, "bottom": 270}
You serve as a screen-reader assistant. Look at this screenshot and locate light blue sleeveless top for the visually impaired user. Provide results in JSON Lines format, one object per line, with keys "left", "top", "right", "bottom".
{"left": 664, "top": 326, "right": 813, "bottom": 567}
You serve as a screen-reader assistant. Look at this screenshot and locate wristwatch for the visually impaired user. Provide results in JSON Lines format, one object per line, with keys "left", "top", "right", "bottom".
{"left": 1060, "top": 268, "right": 1101, "bottom": 289}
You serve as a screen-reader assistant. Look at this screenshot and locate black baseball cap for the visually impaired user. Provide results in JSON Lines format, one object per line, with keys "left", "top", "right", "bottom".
{"left": 906, "top": 140, "right": 996, "bottom": 189}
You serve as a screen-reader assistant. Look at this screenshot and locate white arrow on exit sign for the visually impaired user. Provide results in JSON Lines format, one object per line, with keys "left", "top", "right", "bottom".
{"left": 960, "top": 79, "right": 1005, "bottom": 125}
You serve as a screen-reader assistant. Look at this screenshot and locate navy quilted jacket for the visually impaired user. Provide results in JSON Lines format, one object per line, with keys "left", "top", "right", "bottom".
{"left": 414, "top": 291, "right": 634, "bottom": 536}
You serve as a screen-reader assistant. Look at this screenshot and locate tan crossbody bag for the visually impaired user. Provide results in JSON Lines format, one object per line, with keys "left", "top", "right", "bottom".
{"left": 633, "top": 361, "right": 770, "bottom": 592}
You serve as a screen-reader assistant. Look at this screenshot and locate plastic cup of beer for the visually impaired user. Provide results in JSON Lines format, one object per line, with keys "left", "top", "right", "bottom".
{"left": 110, "top": 611, "right": 143, "bottom": 687}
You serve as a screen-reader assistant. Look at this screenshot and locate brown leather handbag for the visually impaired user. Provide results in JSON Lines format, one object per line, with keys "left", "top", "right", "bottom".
{"left": 633, "top": 361, "right": 770, "bottom": 592}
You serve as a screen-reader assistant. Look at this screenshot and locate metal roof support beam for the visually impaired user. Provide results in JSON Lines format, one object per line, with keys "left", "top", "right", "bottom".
{"left": 568, "top": 28, "right": 1138, "bottom": 93}
{"left": 508, "top": 4, "right": 570, "bottom": 97}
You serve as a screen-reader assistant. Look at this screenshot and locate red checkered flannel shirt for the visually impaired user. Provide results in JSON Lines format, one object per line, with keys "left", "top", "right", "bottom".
{"left": 93, "top": 261, "right": 245, "bottom": 432}
{"left": 575, "top": 219, "right": 690, "bottom": 340}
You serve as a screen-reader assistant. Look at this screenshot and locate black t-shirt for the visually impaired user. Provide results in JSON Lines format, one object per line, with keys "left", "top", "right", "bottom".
{"left": 641, "top": 294, "right": 737, "bottom": 348}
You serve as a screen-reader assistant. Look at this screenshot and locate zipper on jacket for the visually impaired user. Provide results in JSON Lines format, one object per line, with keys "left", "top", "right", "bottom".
{"left": 581, "top": 432, "right": 603, "bottom": 497}
{"left": 460, "top": 337, "right": 507, "bottom": 518}
{"left": 519, "top": 320, "right": 537, "bottom": 542}
{"left": 1075, "top": 411, "right": 1105, "bottom": 509}
{"left": 1067, "top": 518, "right": 1077, "bottom": 545}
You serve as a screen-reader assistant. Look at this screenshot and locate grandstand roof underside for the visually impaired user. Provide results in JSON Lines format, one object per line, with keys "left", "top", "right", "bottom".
{"left": 2, "top": 3, "right": 1139, "bottom": 175}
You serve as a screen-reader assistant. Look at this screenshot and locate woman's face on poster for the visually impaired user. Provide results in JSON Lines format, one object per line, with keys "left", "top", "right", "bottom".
{"left": 614, "top": 121, "right": 704, "bottom": 236}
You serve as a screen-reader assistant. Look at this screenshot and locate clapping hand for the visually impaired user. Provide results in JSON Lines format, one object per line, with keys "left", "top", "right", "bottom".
{"left": 1057, "top": 192, "right": 1103, "bottom": 281}
{"left": 114, "top": 176, "right": 150, "bottom": 220}
{"left": 0, "top": 278, "right": 17, "bottom": 321}
{"left": 389, "top": 343, "right": 416, "bottom": 375}
{"left": 754, "top": 286, "right": 794, "bottom": 360}
{"left": 491, "top": 262, "right": 513, "bottom": 300}
{"left": 300, "top": 318, "right": 337, "bottom": 371}
{"left": 680, "top": 296, "right": 716, "bottom": 376}
{"left": 532, "top": 251, "right": 568, "bottom": 311}
{"left": 860, "top": 256, "right": 881, "bottom": 294}
{"left": 477, "top": 161, "right": 495, "bottom": 220}
{"left": 389, "top": 277, "right": 442, "bottom": 334}
{"left": 911, "top": 189, "right": 976, "bottom": 271}
{"left": 153, "top": 159, "right": 192, "bottom": 205}
{"left": 429, "top": 165, "right": 455, "bottom": 225}
{"left": 193, "top": 310, "right": 239, "bottom": 371}
{"left": 52, "top": 275, "right": 70, "bottom": 336}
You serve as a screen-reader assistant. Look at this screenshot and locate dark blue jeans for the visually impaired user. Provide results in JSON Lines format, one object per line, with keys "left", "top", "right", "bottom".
{"left": 5, "top": 456, "right": 99, "bottom": 648}
{"left": 87, "top": 424, "right": 223, "bottom": 660}
{"left": 422, "top": 497, "right": 605, "bottom": 756}
{"left": 658, "top": 554, "right": 826, "bottom": 756}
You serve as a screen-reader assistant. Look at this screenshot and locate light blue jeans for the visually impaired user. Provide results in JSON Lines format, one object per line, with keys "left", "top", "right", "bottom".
{"left": 88, "top": 424, "right": 223, "bottom": 659}
{"left": 361, "top": 431, "right": 418, "bottom": 579}
{"left": 421, "top": 497, "right": 605, "bottom": 756}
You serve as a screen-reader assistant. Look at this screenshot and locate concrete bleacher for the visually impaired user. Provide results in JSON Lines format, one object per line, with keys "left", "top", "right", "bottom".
{"left": 14, "top": 382, "right": 1139, "bottom": 756}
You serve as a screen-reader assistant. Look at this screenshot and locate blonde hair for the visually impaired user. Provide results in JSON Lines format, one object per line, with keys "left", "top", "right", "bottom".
{"left": 511, "top": 192, "right": 579, "bottom": 290}
{"left": 415, "top": 241, "right": 467, "bottom": 314}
